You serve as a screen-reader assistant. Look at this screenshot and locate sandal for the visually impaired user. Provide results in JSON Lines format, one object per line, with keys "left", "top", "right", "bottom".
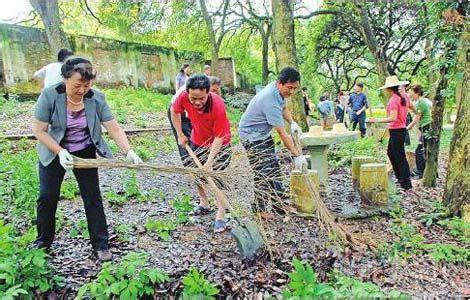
{"left": 213, "top": 219, "right": 227, "bottom": 233}
{"left": 193, "top": 205, "right": 211, "bottom": 216}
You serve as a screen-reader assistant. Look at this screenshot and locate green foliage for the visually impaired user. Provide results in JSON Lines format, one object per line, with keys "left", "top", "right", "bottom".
{"left": 105, "top": 190, "right": 128, "bottom": 207}
{"left": 69, "top": 219, "right": 90, "bottom": 239}
{"left": 115, "top": 223, "right": 134, "bottom": 243}
{"left": 283, "top": 259, "right": 406, "bottom": 299}
{"left": 328, "top": 137, "right": 386, "bottom": 167}
{"left": 425, "top": 243, "right": 469, "bottom": 265}
{"left": 137, "top": 188, "right": 166, "bottom": 203}
{"left": 283, "top": 258, "right": 335, "bottom": 298}
{"left": 0, "top": 147, "right": 39, "bottom": 226}
{"left": 438, "top": 217, "right": 470, "bottom": 244}
{"left": 145, "top": 218, "right": 177, "bottom": 241}
{"left": 181, "top": 267, "right": 219, "bottom": 299}
{"left": 60, "top": 178, "right": 79, "bottom": 200}
{"left": 124, "top": 170, "right": 141, "bottom": 198}
{"left": 0, "top": 221, "right": 64, "bottom": 297}
{"left": 170, "top": 193, "right": 193, "bottom": 224}
{"left": 77, "top": 252, "right": 170, "bottom": 299}
{"left": 104, "top": 88, "right": 172, "bottom": 114}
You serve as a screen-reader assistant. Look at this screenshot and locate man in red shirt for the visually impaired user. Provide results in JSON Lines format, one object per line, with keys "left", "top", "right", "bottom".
{"left": 170, "top": 74, "right": 231, "bottom": 232}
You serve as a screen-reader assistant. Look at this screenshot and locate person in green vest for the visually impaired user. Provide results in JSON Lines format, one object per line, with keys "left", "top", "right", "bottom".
{"left": 407, "top": 84, "right": 432, "bottom": 179}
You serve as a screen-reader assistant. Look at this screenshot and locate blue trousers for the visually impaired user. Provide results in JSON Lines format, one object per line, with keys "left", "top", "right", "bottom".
{"left": 351, "top": 111, "right": 367, "bottom": 137}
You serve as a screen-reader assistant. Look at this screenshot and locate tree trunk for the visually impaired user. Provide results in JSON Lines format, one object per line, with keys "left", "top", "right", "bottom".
{"left": 422, "top": 46, "right": 457, "bottom": 187}
{"left": 353, "top": 0, "right": 389, "bottom": 106}
{"left": 29, "top": 0, "right": 70, "bottom": 56}
{"left": 261, "top": 24, "right": 272, "bottom": 86}
{"left": 271, "top": 0, "right": 307, "bottom": 129}
{"left": 443, "top": 22, "right": 469, "bottom": 215}
{"left": 198, "top": 0, "right": 219, "bottom": 76}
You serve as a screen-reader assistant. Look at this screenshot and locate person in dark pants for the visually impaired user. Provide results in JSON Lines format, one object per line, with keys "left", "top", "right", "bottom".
{"left": 238, "top": 67, "right": 307, "bottom": 217}
{"left": 32, "top": 57, "right": 142, "bottom": 261}
{"left": 170, "top": 74, "right": 232, "bottom": 232}
{"left": 370, "top": 76, "right": 417, "bottom": 190}
{"left": 406, "top": 84, "right": 432, "bottom": 179}
{"left": 168, "top": 76, "right": 223, "bottom": 165}
{"left": 348, "top": 83, "right": 368, "bottom": 137}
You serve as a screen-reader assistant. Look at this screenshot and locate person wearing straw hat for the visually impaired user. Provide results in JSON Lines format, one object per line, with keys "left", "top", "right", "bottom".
{"left": 170, "top": 74, "right": 232, "bottom": 233}
{"left": 32, "top": 57, "right": 143, "bottom": 261}
{"left": 369, "top": 75, "right": 417, "bottom": 190}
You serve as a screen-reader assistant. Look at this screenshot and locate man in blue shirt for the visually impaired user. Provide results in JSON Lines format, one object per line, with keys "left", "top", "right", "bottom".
{"left": 348, "top": 83, "right": 368, "bottom": 137}
{"left": 239, "top": 67, "right": 307, "bottom": 215}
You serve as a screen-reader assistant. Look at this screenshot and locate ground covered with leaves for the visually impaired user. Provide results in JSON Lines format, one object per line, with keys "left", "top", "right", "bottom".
{"left": 0, "top": 91, "right": 467, "bottom": 299}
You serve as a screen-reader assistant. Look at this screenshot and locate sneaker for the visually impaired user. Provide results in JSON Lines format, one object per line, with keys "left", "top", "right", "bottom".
{"left": 96, "top": 249, "right": 112, "bottom": 261}
{"left": 213, "top": 219, "right": 227, "bottom": 233}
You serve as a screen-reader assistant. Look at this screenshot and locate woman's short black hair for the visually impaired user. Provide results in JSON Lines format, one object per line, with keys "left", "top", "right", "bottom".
{"left": 186, "top": 74, "right": 210, "bottom": 92}
{"left": 61, "top": 57, "right": 96, "bottom": 81}
{"left": 278, "top": 67, "right": 300, "bottom": 84}
{"left": 57, "top": 49, "right": 73, "bottom": 63}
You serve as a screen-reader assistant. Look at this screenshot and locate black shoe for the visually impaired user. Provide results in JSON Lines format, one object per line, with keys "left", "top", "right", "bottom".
{"left": 31, "top": 241, "right": 51, "bottom": 252}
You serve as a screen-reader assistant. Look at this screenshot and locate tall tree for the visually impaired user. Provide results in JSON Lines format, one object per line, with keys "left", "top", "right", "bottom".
{"left": 422, "top": 4, "right": 467, "bottom": 187}
{"left": 233, "top": 0, "right": 272, "bottom": 85}
{"left": 199, "top": 0, "right": 238, "bottom": 76}
{"left": 29, "top": 0, "right": 71, "bottom": 55}
{"left": 443, "top": 18, "right": 468, "bottom": 214}
{"left": 314, "top": 17, "right": 375, "bottom": 93}
{"left": 271, "top": 0, "right": 307, "bottom": 129}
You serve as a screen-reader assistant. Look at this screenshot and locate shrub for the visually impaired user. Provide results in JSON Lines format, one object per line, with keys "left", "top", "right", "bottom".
{"left": 77, "top": 252, "right": 170, "bottom": 299}
{"left": 181, "top": 267, "right": 219, "bottom": 299}
{"left": 0, "top": 221, "right": 64, "bottom": 298}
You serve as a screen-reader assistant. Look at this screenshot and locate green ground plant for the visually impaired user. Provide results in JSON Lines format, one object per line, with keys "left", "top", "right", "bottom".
{"left": 0, "top": 221, "right": 64, "bottom": 298}
{"left": 69, "top": 219, "right": 90, "bottom": 239}
{"left": 77, "top": 252, "right": 170, "bottom": 299}
{"left": 115, "top": 223, "right": 134, "bottom": 243}
{"left": 283, "top": 258, "right": 406, "bottom": 298}
{"left": 181, "top": 267, "right": 219, "bottom": 299}
{"left": 60, "top": 178, "right": 79, "bottom": 200}
{"left": 105, "top": 190, "right": 128, "bottom": 207}
{"left": 145, "top": 218, "right": 177, "bottom": 241}
{"left": 328, "top": 137, "right": 386, "bottom": 167}
{"left": 170, "top": 193, "right": 193, "bottom": 224}
{"left": 124, "top": 170, "right": 141, "bottom": 198}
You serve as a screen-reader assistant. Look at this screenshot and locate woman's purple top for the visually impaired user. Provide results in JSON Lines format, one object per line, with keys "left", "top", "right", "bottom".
{"left": 61, "top": 109, "right": 92, "bottom": 152}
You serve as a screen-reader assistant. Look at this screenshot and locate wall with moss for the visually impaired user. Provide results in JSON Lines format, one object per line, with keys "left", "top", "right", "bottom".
{"left": 0, "top": 23, "right": 203, "bottom": 94}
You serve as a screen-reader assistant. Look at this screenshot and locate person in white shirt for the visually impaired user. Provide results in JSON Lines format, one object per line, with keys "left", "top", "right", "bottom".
{"left": 34, "top": 49, "right": 73, "bottom": 89}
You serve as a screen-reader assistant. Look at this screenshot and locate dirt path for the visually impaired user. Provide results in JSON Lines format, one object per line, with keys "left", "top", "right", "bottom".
{"left": 45, "top": 151, "right": 468, "bottom": 298}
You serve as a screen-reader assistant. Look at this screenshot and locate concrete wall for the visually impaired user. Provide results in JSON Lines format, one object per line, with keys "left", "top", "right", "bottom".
{"left": 0, "top": 23, "right": 203, "bottom": 94}
{"left": 205, "top": 57, "right": 237, "bottom": 90}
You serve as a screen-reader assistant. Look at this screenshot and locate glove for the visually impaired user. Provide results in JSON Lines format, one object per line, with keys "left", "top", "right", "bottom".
{"left": 293, "top": 155, "right": 308, "bottom": 170}
{"left": 58, "top": 149, "right": 74, "bottom": 171}
{"left": 290, "top": 121, "right": 302, "bottom": 136}
{"left": 126, "top": 149, "right": 143, "bottom": 164}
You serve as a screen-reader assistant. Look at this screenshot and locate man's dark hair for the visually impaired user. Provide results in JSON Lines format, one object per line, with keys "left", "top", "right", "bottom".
{"left": 410, "top": 84, "right": 423, "bottom": 96}
{"left": 186, "top": 74, "right": 210, "bottom": 92}
{"left": 356, "top": 82, "right": 364, "bottom": 88}
{"left": 61, "top": 57, "right": 96, "bottom": 81}
{"left": 57, "top": 49, "right": 73, "bottom": 63}
{"left": 278, "top": 67, "right": 300, "bottom": 84}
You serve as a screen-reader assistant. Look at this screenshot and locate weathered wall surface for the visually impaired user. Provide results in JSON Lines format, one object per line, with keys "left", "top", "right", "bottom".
{"left": 0, "top": 23, "right": 203, "bottom": 94}
{"left": 206, "top": 57, "right": 237, "bottom": 89}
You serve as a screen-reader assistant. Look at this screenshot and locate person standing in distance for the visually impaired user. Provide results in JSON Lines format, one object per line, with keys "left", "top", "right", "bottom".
{"left": 34, "top": 48, "right": 73, "bottom": 89}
